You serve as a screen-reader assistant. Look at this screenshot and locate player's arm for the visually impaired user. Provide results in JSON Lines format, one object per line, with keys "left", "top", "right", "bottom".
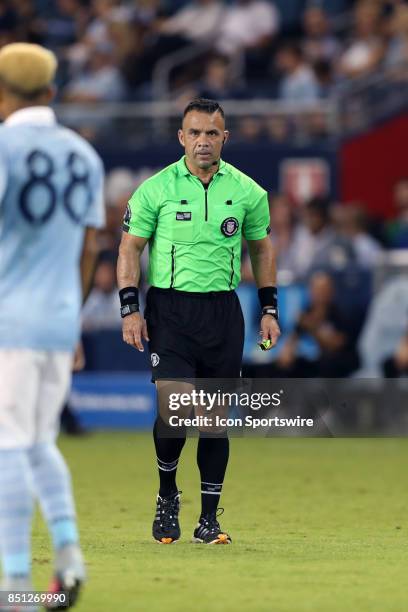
{"left": 75, "top": 152, "right": 105, "bottom": 370}
{"left": 117, "top": 232, "right": 149, "bottom": 352}
{"left": 80, "top": 227, "right": 100, "bottom": 302}
{"left": 72, "top": 227, "right": 101, "bottom": 372}
{"left": 79, "top": 152, "right": 105, "bottom": 302}
{"left": 247, "top": 236, "right": 280, "bottom": 349}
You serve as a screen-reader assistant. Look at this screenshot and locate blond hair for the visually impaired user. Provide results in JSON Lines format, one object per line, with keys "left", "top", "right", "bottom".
{"left": 0, "top": 43, "right": 57, "bottom": 98}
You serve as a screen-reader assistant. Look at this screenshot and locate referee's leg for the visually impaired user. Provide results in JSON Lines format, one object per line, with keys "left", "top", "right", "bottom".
{"left": 145, "top": 288, "right": 196, "bottom": 544}
{"left": 150, "top": 379, "right": 197, "bottom": 544}
{"left": 193, "top": 291, "right": 244, "bottom": 544}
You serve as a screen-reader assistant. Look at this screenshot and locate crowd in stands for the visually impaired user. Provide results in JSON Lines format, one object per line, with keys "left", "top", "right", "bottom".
{"left": 0, "top": 0, "right": 405, "bottom": 144}
{"left": 0, "top": 0, "right": 406, "bottom": 105}
{"left": 240, "top": 181, "right": 408, "bottom": 378}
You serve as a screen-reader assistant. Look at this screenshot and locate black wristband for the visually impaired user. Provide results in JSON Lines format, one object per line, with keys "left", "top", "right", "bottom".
{"left": 258, "top": 286, "right": 278, "bottom": 309}
{"left": 119, "top": 286, "right": 139, "bottom": 308}
{"left": 121, "top": 303, "right": 139, "bottom": 318}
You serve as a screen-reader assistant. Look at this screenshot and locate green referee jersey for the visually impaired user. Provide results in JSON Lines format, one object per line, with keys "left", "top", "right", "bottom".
{"left": 123, "top": 156, "right": 270, "bottom": 292}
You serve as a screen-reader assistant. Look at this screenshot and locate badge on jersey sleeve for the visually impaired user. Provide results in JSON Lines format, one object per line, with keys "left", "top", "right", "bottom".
{"left": 122, "top": 204, "right": 132, "bottom": 232}
{"left": 124, "top": 204, "right": 132, "bottom": 224}
{"left": 221, "top": 217, "right": 239, "bottom": 237}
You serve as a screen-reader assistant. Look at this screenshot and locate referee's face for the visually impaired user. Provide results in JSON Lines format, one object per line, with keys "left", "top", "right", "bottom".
{"left": 178, "top": 110, "right": 228, "bottom": 172}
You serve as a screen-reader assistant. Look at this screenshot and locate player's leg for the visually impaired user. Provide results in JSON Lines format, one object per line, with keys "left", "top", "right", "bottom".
{"left": 0, "top": 349, "right": 40, "bottom": 611}
{"left": 27, "top": 352, "right": 85, "bottom": 609}
{"left": 192, "top": 292, "right": 244, "bottom": 544}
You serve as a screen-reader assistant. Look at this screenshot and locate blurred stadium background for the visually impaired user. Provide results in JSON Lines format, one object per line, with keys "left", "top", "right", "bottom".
{"left": 2, "top": 0, "right": 407, "bottom": 431}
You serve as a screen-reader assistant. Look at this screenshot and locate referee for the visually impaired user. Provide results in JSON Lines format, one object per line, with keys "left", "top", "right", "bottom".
{"left": 117, "top": 98, "right": 280, "bottom": 544}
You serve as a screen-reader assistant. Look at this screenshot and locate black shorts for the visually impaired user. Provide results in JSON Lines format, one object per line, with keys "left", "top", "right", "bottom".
{"left": 144, "top": 287, "right": 244, "bottom": 381}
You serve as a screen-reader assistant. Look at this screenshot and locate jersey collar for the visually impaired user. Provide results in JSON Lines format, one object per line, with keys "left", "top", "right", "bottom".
{"left": 5, "top": 106, "right": 56, "bottom": 127}
{"left": 176, "top": 156, "right": 226, "bottom": 177}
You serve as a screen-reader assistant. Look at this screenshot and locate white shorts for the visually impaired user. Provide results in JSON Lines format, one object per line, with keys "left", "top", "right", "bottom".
{"left": 0, "top": 349, "right": 72, "bottom": 449}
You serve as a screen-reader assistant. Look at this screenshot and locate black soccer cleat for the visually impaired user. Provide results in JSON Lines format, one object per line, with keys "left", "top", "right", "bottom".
{"left": 44, "top": 571, "right": 83, "bottom": 609}
{"left": 191, "top": 508, "right": 231, "bottom": 544}
{"left": 152, "top": 491, "right": 181, "bottom": 544}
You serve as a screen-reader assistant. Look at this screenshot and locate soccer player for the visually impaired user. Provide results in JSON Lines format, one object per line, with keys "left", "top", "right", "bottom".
{"left": 0, "top": 44, "right": 104, "bottom": 609}
{"left": 117, "top": 98, "right": 280, "bottom": 544}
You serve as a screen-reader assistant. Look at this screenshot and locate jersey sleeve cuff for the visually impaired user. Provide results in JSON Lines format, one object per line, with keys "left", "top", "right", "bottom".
{"left": 85, "top": 218, "right": 105, "bottom": 229}
{"left": 244, "top": 230, "right": 269, "bottom": 241}
{"left": 125, "top": 225, "right": 153, "bottom": 238}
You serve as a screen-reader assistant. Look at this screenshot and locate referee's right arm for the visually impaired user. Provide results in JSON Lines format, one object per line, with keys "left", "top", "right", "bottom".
{"left": 117, "top": 232, "right": 149, "bottom": 352}
{"left": 117, "top": 180, "right": 158, "bottom": 352}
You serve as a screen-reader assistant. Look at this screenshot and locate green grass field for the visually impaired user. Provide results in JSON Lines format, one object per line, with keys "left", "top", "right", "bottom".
{"left": 32, "top": 434, "right": 408, "bottom": 612}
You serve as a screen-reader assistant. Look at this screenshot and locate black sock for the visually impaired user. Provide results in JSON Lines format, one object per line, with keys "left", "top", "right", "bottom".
{"left": 197, "top": 434, "right": 229, "bottom": 517}
{"left": 153, "top": 416, "right": 186, "bottom": 497}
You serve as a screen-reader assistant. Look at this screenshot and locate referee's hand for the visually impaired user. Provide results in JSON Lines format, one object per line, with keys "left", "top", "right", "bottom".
{"left": 259, "top": 314, "right": 281, "bottom": 350}
{"left": 122, "top": 312, "right": 149, "bottom": 352}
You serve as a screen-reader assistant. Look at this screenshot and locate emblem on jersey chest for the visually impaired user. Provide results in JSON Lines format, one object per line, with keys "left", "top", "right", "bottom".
{"left": 221, "top": 217, "right": 239, "bottom": 237}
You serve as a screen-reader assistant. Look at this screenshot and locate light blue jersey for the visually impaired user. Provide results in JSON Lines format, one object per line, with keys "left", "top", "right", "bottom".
{"left": 0, "top": 107, "right": 105, "bottom": 351}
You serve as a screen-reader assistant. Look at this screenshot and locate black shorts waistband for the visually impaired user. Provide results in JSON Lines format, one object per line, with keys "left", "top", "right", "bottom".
{"left": 149, "top": 286, "right": 235, "bottom": 299}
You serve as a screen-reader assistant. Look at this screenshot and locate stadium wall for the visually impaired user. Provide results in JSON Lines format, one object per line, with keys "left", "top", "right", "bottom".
{"left": 340, "top": 113, "right": 408, "bottom": 219}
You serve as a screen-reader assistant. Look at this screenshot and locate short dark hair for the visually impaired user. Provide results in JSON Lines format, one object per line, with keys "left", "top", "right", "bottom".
{"left": 183, "top": 98, "right": 225, "bottom": 120}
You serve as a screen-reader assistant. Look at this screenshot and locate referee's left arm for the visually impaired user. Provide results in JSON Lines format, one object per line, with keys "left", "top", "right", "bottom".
{"left": 247, "top": 237, "right": 281, "bottom": 349}
{"left": 247, "top": 235, "right": 277, "bottom": 290}
{"left": 243, "top": 189, "right": 280, "bottom": 350}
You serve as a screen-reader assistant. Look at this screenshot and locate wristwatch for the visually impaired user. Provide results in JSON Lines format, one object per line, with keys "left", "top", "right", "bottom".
{"left": 120, "top": 303, "right": 139, "bottom": 318}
